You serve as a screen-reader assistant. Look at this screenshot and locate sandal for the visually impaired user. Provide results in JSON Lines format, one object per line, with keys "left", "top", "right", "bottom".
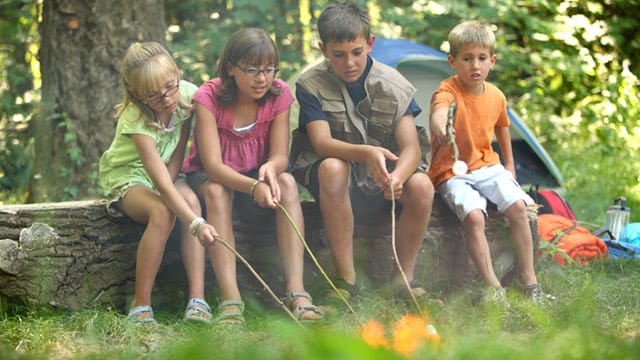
{"left": 283, "top": 291, "right": 324, "bottom": 322}
{"left": 183, "top": 298, "right": 213, "bottom": 324}
{"left": 394, "top": 279, "right": 427, "bottom": 300}
{"left": 127, "top": 305, "right": 158, "bottom": 326}
{"left": 213, "top": 299, "right": 245, "bottom": 327}
{"left": 325, "top": 278, "right": 360, "bottom": 303}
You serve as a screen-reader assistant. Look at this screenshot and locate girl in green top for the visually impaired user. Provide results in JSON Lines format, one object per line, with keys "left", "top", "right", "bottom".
{"left": 99, "top": 42, "right": 218, "bottom": 325}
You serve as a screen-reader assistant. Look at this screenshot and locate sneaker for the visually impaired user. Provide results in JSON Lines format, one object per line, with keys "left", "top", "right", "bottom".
{"left": 483, "top": 286, "right": 508, "bottom": 307}
{"left": 523, "top": 284, "right": 555, "bottom": 305}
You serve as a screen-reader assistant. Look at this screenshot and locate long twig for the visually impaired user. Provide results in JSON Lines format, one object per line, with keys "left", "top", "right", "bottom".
{"left": 213, "top": 235, "right": 304, "bottom": 328}
{"left": 388, "top": 186, "right": 423, "bottom": 313}
{"left": 276, "top": 203, "right": 362, "bottom": 326}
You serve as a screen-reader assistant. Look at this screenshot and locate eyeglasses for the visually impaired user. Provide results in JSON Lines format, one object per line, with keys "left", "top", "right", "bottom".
{"left": 236, "top": 65, "right": 279, "bottom": 77}
{"left": 146, "top": 84, "right": 179, "bottom": 106}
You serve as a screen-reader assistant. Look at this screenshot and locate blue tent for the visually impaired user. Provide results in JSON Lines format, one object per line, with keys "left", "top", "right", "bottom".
{"left": 371, "top": 38, "right": 563, "bottom": 187}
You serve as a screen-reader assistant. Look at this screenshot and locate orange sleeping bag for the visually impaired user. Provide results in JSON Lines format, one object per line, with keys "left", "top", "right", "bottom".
{"left": 537, "top": 214, "right": 608, "bottom": 265}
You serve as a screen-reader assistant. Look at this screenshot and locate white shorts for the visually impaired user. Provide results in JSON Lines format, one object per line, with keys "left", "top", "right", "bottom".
{"left": 437, "top": 164, "right": 534, "bottom": 222}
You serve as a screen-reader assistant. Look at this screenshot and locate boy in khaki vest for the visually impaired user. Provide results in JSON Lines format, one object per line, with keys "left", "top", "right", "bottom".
{"left": 290, "top": 0, "right": 434, "bottom": 304}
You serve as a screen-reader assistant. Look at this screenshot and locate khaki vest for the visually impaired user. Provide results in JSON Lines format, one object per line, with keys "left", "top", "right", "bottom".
{"left": 291, "top": 58, "right": 430, "bottom": 188}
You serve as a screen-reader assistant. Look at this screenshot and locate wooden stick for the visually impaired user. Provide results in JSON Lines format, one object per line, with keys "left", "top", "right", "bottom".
{"left": 213, "top": 235, "right": 304, "bottom": 328}
{"left": 276, "top": 203, "right": 363, "bottom": 326}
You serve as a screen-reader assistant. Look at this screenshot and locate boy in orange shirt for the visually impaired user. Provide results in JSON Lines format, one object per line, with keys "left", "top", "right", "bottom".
{"left": 429, "top": 20, "right": 549, "bottom": 305}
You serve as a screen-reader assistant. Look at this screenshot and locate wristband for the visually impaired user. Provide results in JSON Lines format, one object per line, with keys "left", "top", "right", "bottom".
{"left": 249, "top": 179, "right": 261, "bottom": 202}
{"left": 189, "top": 217, "right": 206, "bottom": 236}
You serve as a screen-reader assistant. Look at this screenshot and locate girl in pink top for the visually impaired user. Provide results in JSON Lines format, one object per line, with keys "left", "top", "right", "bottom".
{"left": 182, "top": 28, "right": 323, "bottom": 325}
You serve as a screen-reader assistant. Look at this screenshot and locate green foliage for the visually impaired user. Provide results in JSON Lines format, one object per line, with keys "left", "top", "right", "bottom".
{"left": 382, "top": 0, "right": 640, "bottom": 224}
{"left": 1, "top": 259, "right": 639, "bottom": 359}
{"left": 0, "top": 0, "right": 39, "bottom": 203}
{"left": 0, "top": 0, "right": 638, "bottom": 229}
{"left": 166, "top": 0, "right": 319, "bottom": 85}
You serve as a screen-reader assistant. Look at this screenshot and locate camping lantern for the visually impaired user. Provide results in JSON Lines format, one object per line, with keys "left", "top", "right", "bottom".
{"left": 605, "top": 197, "right": 630, "bottom": 241}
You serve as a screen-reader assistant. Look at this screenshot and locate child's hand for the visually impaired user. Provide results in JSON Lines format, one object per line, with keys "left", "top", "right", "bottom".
{"left": 383, "top": 174, "right": 403, "bottom": 200}
{"left": 196, "top": 223, "right": 219, "bottom": 247}
{"left": 257, "top": 163, "right": 280, "bottom": 207}
{"left": 252, "top": 181, "right": 277, "bottom": 208}
{"left": 365, "top": 146, "right": 398, "bottom": 190}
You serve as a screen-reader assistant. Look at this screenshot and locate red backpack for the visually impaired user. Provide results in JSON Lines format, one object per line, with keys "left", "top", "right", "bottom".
{"left": 528, "top": 184, "right": 576, "bottom": 221}
{"left": 537, "top": 214, "right": 608, "bottom": 265}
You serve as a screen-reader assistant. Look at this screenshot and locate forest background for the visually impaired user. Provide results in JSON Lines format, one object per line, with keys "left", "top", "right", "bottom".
{"left": 0, "top": 0, "right": 638, "bottom": 227}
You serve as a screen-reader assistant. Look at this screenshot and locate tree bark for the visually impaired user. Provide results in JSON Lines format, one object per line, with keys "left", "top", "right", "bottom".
{"left": 30, "top": 0, "right": 166, "bottom": 202}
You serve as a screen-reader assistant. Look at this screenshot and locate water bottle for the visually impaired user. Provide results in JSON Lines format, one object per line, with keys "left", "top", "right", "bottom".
{"left": 605, "top": 197, "right": 631, "bottom": 241}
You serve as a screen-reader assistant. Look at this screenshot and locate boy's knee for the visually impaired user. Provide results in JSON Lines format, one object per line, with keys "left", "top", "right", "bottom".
{"left": 409, "top": 174, "right": 434, "bottom": 197}
{"left": 464, "top": 209, "right": 485, "bottom": 227}
{"left": 505, "top": 200, "right": 528, "bottom": 219}
{"left": 318, "top": 158, "right": 350, "bottom": 180}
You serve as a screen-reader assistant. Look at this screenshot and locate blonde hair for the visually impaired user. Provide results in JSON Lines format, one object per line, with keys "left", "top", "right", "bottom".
{"left": 117, "top": 42, "right": 191, "bottom": 130}
{"left": 448, "top": 20, "right": 496, "bottom": 57}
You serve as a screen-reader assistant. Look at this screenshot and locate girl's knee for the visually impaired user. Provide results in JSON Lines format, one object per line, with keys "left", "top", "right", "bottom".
{"left": 201, "top": 182, "right": 228, "bottom": 204}
{"left": 182, "top": 190, "right": 201, "bottom": 212}
{"left": 148, "top": 204, "right": 176, "bottom": 233}
{"left": 278, "top": 172, "right": 297, "bottom": 190}
{"left": 278, "top": 173, "right": 301, "bottom": 201}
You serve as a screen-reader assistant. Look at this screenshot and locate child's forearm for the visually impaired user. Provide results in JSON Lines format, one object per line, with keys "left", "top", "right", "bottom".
{"left": 429, "top": 106, "right": 449, "bottom": 140}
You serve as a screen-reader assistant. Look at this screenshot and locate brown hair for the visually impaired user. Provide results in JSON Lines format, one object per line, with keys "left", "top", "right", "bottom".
{"left": 216, "top": 28, "right": 281, "bottom": 107}
{"left": 317, "top": 0, "right": 370, "bottom": 45}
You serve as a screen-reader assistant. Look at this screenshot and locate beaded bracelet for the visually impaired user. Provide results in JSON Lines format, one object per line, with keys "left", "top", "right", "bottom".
{"left": 249, "top": 179, "right": 261, "bottom": 203}
{"left": 189, "top": 217, "right": 206, "bottom": 236}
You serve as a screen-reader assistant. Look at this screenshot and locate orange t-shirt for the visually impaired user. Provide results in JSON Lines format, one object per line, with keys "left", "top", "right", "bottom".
{"left": 428, "top": 76, "right": 509, "bottom": 186}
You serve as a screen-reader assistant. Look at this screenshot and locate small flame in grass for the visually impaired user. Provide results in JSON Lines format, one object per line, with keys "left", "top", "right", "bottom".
{"left": 361, "top": 312, "right": 441, "bottom": 357}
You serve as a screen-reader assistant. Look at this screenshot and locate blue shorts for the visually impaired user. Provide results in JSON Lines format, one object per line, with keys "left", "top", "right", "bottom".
{"left": 437, "top": 164, "right": 533, "bottom": 222}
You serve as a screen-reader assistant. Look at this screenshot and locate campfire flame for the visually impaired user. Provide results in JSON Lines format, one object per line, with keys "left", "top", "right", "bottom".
{"left": 361, "top": 312, "right": 440, "bottom": 357}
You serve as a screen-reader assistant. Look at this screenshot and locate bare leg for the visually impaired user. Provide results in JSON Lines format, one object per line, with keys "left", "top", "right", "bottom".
{"left": 176, "top": 180, "right": 206, "bottom": 301}
{"left": 275, "top": 172, "right": 321, "bottom": 320}
{"left": 462, "top": 209, "right": 501, "bottom": 287}
{"left": 117, "top": 185, "right": 176, "bottom": 308}
{"left": 393, "top": 173, "right": 433, "bottom": 284}
{"left": 504, "top": 200, "right": 538, "bottom": 286}
{"left": 317, "top": 158, "right": 356, "bottom": 285}
{"left": 201, "top": 182, "right": 242, "bottom": 302}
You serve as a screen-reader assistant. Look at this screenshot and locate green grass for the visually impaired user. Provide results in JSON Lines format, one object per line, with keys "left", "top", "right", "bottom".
{"left": 2, "top": 258, "right": 640, "bottom": 359}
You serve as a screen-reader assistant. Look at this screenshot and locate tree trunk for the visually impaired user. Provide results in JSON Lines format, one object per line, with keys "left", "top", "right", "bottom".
{"left": 0, "top": 198, "right": 538, "bottom": 312}
{"left": 29, "top": 0, "right": 166, "bottom": 202}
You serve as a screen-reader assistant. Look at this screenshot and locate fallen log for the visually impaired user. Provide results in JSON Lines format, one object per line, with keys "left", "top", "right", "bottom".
{"left": 0, "top": 197, "right": 538, "bottom": 312}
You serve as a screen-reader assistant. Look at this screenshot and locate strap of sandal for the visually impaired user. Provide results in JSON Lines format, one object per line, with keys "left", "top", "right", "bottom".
{"left": 283, "top": 291, "right": 313, "bottom": 305}
{"left": 284, "top": 291, "right": 323, "bottom": 321}
{"left": 184, "top": 298, "right": 212, "bottom": 323}
{"left": 127, "top": 305, "right": 157, "bottom": 325}
{"left": 216, "top": 299, "right": 244, "bottom": 313}
{"left": 214, "top": 299, "right": 245, "bottom": 326}
{"left": 187, "top": 298, "right": 212, "bottom": 313}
